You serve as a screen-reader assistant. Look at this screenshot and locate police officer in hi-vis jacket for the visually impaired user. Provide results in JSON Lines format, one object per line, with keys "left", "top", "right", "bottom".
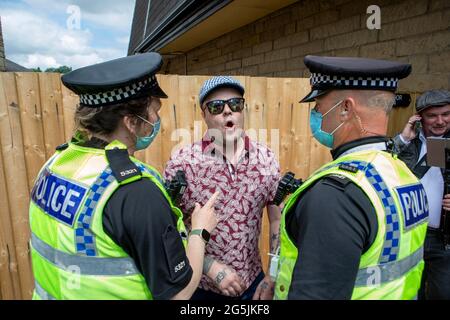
{"left": 29, "top": 52, "right": 218, "bottom": 300}
{"left": 274, "top": 56, "right": 429, "bottom": 300}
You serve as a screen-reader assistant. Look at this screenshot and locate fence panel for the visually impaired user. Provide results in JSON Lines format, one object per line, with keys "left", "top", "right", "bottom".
{"left": 39, "top": 73, "right": 65, "bottom": 158}
{"left": 0, "top": 73, "right": 34, "bottom": 299}
{"left": 0, "top": 125, "right": 20, "bottom": 300}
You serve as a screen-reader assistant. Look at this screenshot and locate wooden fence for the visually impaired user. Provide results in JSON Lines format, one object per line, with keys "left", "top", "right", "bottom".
{"left": 0, "top": 72, "right": 417, "bottom": 299}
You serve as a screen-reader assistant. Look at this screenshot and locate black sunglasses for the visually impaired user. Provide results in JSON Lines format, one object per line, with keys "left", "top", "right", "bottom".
{"left": 203, "top": 98, "right": 245, "bottom": 115}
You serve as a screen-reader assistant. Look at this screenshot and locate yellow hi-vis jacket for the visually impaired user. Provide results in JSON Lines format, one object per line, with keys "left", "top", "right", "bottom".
{"left": 274, "top": 149, "right": 428, "bottom": 300}
{"left": 29, "top": 140, "right": 187, "bottom": 300}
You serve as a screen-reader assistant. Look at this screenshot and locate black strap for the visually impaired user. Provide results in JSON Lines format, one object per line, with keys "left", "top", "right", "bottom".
{"left": 338, "top": 163, "right": 359, "bottom": 173}
{"left": 413, "top": 153, "right": 431, "bottom": 179}
{"left": 55, "top": 142, "right": 69, "bottom": 151}
{"left": 105, "top": 148, "right": 141, "bottom": 183}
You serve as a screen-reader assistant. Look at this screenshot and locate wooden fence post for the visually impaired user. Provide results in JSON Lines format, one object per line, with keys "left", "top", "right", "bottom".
{"left": 0, "top": 136, "right": 21, "bottom": 300}
{"left": 15, "top": 72, "right": 46, "bottom": 190}
{"left": 0, "top": 73, "right": 35, "bottom": 299}
{"left": 153, "top": 74, "right": 179, "bottom": 172}
{"left": 61, "top": 84, "right": 78, "bottom": 142}
{"left": 39, "top": 73, "right": 66, "bottom": 157}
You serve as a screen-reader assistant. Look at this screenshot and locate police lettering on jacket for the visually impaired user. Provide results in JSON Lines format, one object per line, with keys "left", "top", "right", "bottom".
{"left": 31, "top": 168, "right": 87, "bottom": 226}
{"left": 395, "top": 183, "right": 429, "bottom": 229}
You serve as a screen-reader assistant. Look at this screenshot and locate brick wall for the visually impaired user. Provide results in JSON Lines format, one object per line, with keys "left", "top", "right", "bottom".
{"left": 0, "top": 17, "right": 6, "bottom": 72}
{"left": 163, "top": 0, "right": 450, "bottom": 92}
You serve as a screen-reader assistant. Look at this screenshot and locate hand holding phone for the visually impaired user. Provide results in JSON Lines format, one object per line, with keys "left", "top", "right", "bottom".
{"left": 401, "top": 114, "right": 422, "bottom": 142}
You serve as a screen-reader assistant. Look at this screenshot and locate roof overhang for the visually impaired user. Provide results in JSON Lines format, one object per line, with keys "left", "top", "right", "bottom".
{"left": 5, "top": 59, "right": 31, "bottom": 72}
{"left": 132, "top": 0, "right": 298, "bottom": 55}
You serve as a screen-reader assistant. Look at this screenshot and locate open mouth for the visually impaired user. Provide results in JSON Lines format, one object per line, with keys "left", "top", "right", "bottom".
{"left": 225, "top": 120, "right": 235, "bottom": 129}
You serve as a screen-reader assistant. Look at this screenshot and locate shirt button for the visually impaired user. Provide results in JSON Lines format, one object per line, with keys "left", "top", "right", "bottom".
{"left": 280, "top": 285, "right": 285, "bottom": 292}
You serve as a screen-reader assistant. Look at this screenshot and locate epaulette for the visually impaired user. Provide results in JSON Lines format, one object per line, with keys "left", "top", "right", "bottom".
{"left": 105, "top": 147, "right": 141, "bottom": 184}
{"left": 322, "top": 174, "right": 352, "bottom": 190}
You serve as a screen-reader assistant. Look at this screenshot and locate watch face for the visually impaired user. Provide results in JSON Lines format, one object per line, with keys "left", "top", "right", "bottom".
{"left": 201, "top": 229, "right": 210, "bottom": 242}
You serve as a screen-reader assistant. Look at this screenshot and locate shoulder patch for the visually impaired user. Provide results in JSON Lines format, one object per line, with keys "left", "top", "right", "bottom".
{"left": 105, "top": 148, "right": 141, "bottom": 183}
{"left": 394, "top": 183, "right": 429, "bottom": 230}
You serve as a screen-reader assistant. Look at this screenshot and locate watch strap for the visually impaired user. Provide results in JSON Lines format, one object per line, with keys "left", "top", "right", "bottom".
{"left": 190, "top": 229, "right": 209, "bottom": 243}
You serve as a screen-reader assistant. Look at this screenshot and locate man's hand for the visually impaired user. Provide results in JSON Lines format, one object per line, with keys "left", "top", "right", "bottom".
{"left": 207, "top": 260, "right": 244, "bottom": 297}
{"left": 443, "top": 194, "right": 450, "bottom": 211}
{"left": 252, "top": 275, "right": 274, "bottom": 300}
{"left": 400, "top": 114, "right": 422, "bottom": 142}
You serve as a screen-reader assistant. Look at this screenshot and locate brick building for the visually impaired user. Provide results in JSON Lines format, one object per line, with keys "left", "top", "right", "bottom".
{"left": 128, "top": 0, "right": 450, "bottom": 92}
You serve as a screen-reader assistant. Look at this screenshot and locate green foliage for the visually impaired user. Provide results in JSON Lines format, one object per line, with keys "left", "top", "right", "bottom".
{"left": 45, "top": 65, "right": 72, "bottom": 74}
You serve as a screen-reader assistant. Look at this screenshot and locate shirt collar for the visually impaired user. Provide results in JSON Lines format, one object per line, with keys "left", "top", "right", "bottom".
{"left": 331, "top": 136, "right": 390, "bottom": 160}
{"left": 419, "top": 130, "right": 427, "bottom": 144}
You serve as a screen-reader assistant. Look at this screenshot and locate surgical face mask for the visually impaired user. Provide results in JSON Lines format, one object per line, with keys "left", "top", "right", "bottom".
{"left": 309, "top": 100, "right": 344, "bottom": 148}
{"left": 134, "top": 115, "right": 160, "bottom": 150}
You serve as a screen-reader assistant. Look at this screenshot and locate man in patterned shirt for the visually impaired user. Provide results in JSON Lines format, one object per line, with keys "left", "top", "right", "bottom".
{"left": 164, "top": 76, "right": 281, "bottom": 300}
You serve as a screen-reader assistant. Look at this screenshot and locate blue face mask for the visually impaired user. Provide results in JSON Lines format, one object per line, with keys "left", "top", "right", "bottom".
{"left": 309, "top": 100, "right": 344, "bottom": 148}
{"left": 135, "top": 115, "right": 161, "bottom": 150}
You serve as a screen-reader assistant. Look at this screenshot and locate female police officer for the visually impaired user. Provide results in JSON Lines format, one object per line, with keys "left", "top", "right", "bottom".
{"left": 29, "top": 52, "right": 218, "bottom": 300}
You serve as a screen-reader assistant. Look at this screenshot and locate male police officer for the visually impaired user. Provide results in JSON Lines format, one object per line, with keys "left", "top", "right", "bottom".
{"left": 29, "top": 52, "right": 217, "bottom": 300}
{"left": 274, "top": 56, "right": 429, "bottom": 300}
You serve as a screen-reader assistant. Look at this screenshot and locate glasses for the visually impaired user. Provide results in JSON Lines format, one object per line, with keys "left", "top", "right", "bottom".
{"left": 203, "top": 98, "right": 245, "bottom": 115}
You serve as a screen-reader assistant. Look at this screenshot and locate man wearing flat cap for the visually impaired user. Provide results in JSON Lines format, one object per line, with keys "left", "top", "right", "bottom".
{"left": 274, "top": 55, "right": 429, "bottom": 300}
{"left": 393, "top": 89, "right": 450, "bottom": 300}
{"left": 29, "top": 52, "right": 218, "bottom": 300}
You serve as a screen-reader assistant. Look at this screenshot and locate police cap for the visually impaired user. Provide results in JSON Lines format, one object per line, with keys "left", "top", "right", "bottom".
{"left": 300, "top": 55, "right": 412, "bottom": 103}
{"left": 61, "top": 52, "right": 167, "bottom": 107}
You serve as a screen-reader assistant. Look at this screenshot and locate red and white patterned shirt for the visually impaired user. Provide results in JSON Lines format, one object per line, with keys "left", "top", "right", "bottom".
{"left": 164, "top": 135, "right": 280, "bottom": 293}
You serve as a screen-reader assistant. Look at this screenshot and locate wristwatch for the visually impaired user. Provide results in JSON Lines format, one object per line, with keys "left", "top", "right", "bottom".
{"left": 190, "top": 229, "right": 210, "bottom": 244}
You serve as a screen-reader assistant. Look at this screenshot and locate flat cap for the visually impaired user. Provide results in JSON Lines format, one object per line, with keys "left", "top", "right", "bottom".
{"left": 61, "top": 52, "right": 167, "bottom": 107}
{"left": 199, "top": 76, "right": 245, "bottom": 105}
{"left": 300, "top": 55, "right": 412, "bottom": 102}
{"left": 416, "top": 89, "right": 450, "bottom": 113}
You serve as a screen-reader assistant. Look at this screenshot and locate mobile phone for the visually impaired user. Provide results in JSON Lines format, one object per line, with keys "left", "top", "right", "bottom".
{"left": 414, "top": 119, "right": 422, "bottom": 133}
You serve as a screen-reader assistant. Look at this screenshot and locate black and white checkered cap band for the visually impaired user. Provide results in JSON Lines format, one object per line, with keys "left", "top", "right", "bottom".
{"left": 310, "top": 72, "right": 398, "bottom": 90}
{"left": 79, "top": 75, "right": 157, "bottom": 106}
